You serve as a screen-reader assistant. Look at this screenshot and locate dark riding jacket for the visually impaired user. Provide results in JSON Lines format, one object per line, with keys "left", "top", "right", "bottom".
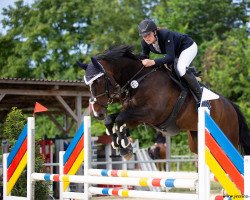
{"left": 140, "top": 29, "right": 194, "bottom": 66}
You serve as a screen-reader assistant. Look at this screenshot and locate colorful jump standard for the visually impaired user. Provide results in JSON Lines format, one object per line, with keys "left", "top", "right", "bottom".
{"left": 3, "top": 104, "right": 250, "bottom": 199}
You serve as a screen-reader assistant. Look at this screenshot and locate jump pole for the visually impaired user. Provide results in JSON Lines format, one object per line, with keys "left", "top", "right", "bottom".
{"left": 82, "top": 116, "right": 199, "bottom": 200}
{"left": 198, "top": 107, "right": 210, "bottom": 200}
{"left": 244, "top": 156, "right": 250, "bottom": 197}
{"left": 27, "top": 117, "right": 35, "bottom": 199}
{"left": 6, "top": 107, "right": 249, "bottom": 199}
{"left": 83, "top": 116, "right": 91, "bottom": 199}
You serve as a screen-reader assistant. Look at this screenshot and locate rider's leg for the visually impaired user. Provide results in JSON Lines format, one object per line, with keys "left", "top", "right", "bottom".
{"left": 182, "top": 70, "right": 202, "bottom": 101}
{"left": 177, "top": 42, "right": 210, "bottom": 108}
{"left": 176, "top": 42, "right": 198, "bottom": 78}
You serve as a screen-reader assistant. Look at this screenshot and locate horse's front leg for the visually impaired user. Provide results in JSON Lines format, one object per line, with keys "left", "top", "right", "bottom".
{"left": 105, "top": 113, "right": 133, "bottom": 160}
{"left": 116, "top": 124, "right": 131, "bottom": 148}
{"left": 105, "top": 113, "right": 119, "bottom": 149}
{"left": 115, "top": 107, "right": 150, "bottom": 150}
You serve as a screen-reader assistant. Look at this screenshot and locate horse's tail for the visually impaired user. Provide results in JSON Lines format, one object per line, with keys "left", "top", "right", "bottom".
{"left": 231, "top": 101, "right": 250, "bottom": 155}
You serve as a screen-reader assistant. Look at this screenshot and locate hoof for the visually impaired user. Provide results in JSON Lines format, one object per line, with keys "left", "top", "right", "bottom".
{"left": 122, "top": 152, "right": 134, "bottom": 161}
{"left": 119, "top": 144, "right": 133, "bottom": 160}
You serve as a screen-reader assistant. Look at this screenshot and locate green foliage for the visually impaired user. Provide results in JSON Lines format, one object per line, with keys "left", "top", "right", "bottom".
{"left": 2, "top": 107, "right": 50, "bottom": 199}
{"left": 130, "top": 125, "right": 155, "bottom": 148}
{"left": 153, "top": 0, "right": 248, "bottom": 43}
{"left": 91, "top": 118, "right": 106, "bottom": 136}
{"left": 88, "top": 0, "right": 148, "bottom": 53}
{"left": 34, "top": 115, "right": 78, "bottom": 139}
{"left": 107, "top": 103, "right": 122, "bottom": 113}
{"left": 2, "top": 107, "right": 26, "bottom": 145}
{"left": 1, "top": 0, "right": 91, "bottom": 79}
{"left": 199, "top": 29, "right": 250, "bottom": 125}
{"left": 0, "top": 0, "right": 150, "bottom": 79}
{"left": 171, "top": 132, "right": 192, "bottom": 155}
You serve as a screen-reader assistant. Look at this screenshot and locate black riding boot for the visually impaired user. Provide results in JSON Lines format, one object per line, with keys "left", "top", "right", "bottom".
{"left": 182, "top": 71, "right": 210, "bottom": 109}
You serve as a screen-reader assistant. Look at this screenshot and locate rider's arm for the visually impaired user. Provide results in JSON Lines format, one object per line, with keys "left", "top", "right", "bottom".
{"left": 154, "top": 31, "right": 175, "bottom": 67}
{"left": 154, "top": 53, "right": 175, "bottom": 67}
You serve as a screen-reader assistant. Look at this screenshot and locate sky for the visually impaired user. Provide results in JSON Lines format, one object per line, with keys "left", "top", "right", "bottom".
{"left": 0, "top": 0, "right": 33, "bottom": 33}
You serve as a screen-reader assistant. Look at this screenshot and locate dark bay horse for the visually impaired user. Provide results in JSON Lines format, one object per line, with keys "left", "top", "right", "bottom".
{"left": 79, "top": 45, "right": 250, "bottom": 159}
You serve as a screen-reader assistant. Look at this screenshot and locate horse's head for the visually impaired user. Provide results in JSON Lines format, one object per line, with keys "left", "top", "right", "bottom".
{"left": 78, "top": 57, "right": 118, "bottom": 120}
{"left": 148, "top": 146, "right": 161, "bottom": 159}
{"left": 79, "top": 45, "right": 142, "bottom": 120}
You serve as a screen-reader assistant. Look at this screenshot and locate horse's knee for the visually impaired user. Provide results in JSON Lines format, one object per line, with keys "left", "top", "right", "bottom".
{"left": 115, "top": 114, "right": 124, "bottom": 124}
{"left": 105, "top": 115, "right": 114, "bottom": 126}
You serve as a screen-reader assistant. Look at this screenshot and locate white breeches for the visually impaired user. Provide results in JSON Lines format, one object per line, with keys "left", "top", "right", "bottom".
{"left": 177, "top": 42, "right": 198, "bottom": 77}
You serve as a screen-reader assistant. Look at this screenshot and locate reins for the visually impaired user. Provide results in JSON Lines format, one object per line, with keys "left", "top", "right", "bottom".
{"left": 90, "top": 63, "right": 161, "bottom": 106}
{"left": 119, "top": 65, "right": 144, "bottom": 93}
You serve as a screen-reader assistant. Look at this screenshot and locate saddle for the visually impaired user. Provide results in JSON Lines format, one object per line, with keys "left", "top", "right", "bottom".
{"left": 153, "top": 64, "right": 202, "bottom": 136}
{"left": 165, "top": 61, "right": 203, "bottom": 101}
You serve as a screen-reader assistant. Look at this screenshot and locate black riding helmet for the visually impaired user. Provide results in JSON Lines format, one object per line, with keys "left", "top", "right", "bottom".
{"left": 138, "top": 19, "right": 157, "bottom": 37}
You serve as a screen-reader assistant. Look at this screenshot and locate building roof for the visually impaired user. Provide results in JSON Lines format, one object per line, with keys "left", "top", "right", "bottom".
{"left": 0, "top": 78, "right": 91, "bottom": 133}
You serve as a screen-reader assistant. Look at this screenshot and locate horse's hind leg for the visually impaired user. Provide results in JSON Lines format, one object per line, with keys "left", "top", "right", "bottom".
{"left": 187, "top": 131, "right": 198, "bottom": 154}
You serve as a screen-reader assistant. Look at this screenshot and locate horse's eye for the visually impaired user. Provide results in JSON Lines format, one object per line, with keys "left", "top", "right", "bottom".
{"left": 89, "top": 97, "right": 97, "bottom": 104}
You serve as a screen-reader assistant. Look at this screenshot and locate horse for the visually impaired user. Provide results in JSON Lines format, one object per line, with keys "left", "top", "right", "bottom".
{"left": 148, "top": 143, "right": 167, "bottom": 171}
{"left": 78, "top": 45, "right": 250, "bottom": 160}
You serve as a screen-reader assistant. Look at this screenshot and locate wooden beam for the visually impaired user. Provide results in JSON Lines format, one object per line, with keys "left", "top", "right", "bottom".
{"left": 0, "top": 89, "right": 90, "bottom": 97}
{"left": 0, "top": 94, "right": 5, "bottom": 102}
{"left": 64, "top": 117, "right": 74, "bottom": 133}
{"left": 55, "top": 95, "right": 78, "bottom": 122}
{"left": 47, "top": 113, "right": 67, "bottom": 134}
{"left": 0, "top": 79, "right": 86, "bottom": 87}
{"left": 76, "top": 95, "right": 82, "bottom": 128}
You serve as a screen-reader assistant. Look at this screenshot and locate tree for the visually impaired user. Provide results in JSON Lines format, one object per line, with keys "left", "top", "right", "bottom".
{"left": 153, "top": 0, "right": 248, "bottom": 44}
{"left": 2, "top": 107, "right": 50, "bottom": 199}
{"left": 88, "top": 0, "right": 150, "bottom": 53}
{"left": 1, "top": 0, "right": 92, "bottom": 79}
{"left": 200, "top": 29, "right": 250, "bottom": 125}
{"left": 0, "top": 0, "right": 156, "bottom": 79}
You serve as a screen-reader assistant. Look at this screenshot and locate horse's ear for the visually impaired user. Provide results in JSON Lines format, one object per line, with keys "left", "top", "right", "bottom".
{"left": 77, "top": 61, "right": 88, "bottom": 70}
{"left": 91, "top": 57, "right": 105, "bottom": 72}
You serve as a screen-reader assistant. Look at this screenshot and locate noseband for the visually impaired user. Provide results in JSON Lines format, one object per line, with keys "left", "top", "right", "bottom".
{"left": 89, "top": 75, "right": 118, "bottom": 107}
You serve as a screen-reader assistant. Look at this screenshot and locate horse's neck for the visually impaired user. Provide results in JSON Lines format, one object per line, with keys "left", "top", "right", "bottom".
{"left": 111, "top": 59, "right": 142, "bottom": 87}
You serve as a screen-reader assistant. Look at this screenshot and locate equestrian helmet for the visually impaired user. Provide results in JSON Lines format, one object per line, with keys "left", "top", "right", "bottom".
{"left": 138, "top": 19, "right": 157, "bottom": 37}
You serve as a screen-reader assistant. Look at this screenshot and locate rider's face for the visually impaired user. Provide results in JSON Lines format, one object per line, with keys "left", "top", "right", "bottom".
{"left": 142, "top": 32, "right": 156, "bottom": 44}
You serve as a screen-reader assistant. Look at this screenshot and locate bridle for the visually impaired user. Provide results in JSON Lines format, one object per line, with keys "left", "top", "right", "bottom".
{"left": 89, "top": 74, "right": 119, "bottom": 108}
{"left": 89, "top": 64, "right": 161, "bottom": 108}
{"left": 88, "top": 56, "right": 161, "bottom": 109}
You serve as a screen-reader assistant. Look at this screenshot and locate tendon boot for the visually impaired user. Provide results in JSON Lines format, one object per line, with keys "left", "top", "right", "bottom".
{"left": 182, "top": 71, "right": 210, "bottom": 109}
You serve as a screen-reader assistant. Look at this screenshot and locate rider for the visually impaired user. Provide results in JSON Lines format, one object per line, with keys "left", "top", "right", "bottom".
{"left": 138, "top": 19, "right": 208, "bottom": 108}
